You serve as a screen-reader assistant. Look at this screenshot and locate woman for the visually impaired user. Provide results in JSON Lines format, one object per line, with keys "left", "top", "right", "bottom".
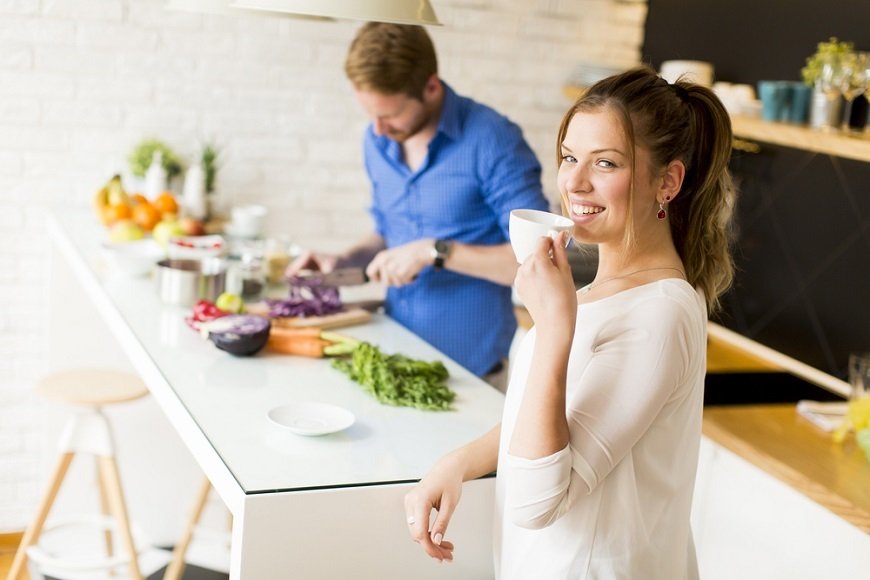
{"left": 403, "top": 66, "right": 736, "bottom": 579}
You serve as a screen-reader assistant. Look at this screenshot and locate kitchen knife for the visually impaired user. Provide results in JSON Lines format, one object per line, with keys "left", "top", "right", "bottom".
{"left": 292, "top": 267, "right": 369, "bottom": 287}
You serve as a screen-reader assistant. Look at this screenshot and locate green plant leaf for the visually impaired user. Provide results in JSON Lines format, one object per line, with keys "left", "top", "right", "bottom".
{"left": 128, "top": 139, "right": 184, "bottom": 179}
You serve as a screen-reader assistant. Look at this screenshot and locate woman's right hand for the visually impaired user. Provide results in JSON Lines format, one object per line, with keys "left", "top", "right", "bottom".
{"left": 515, "top": 232, "right": 577, "bottom": 335}
{"left": 403, "top": 455, "right": 465, "bottom": 562}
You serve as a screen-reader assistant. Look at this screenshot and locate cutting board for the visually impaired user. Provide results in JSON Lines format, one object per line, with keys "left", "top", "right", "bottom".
{"left": 270, "top": 307, "right": 372, "bottom": 330}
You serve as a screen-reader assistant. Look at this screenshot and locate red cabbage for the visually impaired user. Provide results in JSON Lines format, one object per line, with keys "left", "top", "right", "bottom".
{"left": 202, "top": 314, "right": 271, "bottom": 356}
{"left": 265, "top": 275, "right": 344, "bottom": 318}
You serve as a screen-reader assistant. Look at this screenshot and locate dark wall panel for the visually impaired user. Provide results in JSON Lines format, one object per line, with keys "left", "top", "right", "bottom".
{"left": 643, "top": 0, "right": 870, "bottom": 85}
{"left": 643, "top": 1, "right": 870, "bottom": 383}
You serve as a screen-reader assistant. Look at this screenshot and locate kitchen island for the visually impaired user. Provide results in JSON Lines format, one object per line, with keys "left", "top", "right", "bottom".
{"left": 48, "top": 209, "right": 505, "bottom": 579}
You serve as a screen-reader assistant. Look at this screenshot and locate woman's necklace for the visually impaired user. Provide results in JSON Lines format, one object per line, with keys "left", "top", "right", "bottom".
{"left": 578, "top": 267, "right": 686, "bottom": 295}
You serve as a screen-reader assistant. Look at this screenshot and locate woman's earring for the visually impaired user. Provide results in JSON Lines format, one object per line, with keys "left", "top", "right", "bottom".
{"left": 657, "top": 202, "right": 667, "bottom": 220}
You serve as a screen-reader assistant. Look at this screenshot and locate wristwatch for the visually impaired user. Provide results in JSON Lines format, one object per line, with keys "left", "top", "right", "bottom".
{"left": 432, "top": 239, "right": 453, "bottom": 269}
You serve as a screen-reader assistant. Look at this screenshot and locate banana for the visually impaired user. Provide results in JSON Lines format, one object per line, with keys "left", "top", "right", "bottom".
{"left": 93, "top": 185, "right": 109, "bottom": 210}
{"left": 106, "top": 174, "right": 129, "bottom": 206}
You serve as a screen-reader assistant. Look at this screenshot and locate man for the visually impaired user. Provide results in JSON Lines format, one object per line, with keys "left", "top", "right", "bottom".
{"left": 288, "top": 23, "right": 549, "bottom": 389}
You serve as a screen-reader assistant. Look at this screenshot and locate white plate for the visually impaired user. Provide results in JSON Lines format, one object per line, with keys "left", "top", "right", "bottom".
{"left": 267, "top": 402, "right": 355, "bottom": 436}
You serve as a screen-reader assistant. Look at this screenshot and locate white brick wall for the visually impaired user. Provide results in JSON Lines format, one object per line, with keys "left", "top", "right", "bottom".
{"left": 0, "top": 0, "right": 646, "bottom": 531}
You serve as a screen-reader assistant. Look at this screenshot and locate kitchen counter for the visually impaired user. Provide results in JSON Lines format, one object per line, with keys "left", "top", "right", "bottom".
{"left": 703, "top": 403, "right": 870, "bottom": 533}
{"left": 48, "top": 209, "right": 504, "bottom": 579}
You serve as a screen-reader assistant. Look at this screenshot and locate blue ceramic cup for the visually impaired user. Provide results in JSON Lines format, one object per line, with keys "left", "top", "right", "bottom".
{"left": 758, "top": 81, "right": 790, "bottom": 122}
{"left": 786, "top": 82, "right": 812, "bottom": 124}
{"left": 758, "top": 81, "right": 812, "bottom": 124}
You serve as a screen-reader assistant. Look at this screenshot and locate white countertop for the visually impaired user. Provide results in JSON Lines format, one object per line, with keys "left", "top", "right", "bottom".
{"left": 49, "top": 209, "right": 505, "bottom": 495}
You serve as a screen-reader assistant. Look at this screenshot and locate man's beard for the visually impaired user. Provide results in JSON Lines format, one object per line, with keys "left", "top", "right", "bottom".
{"left": 387, "top": 106, "right": 432, "bottom": 143}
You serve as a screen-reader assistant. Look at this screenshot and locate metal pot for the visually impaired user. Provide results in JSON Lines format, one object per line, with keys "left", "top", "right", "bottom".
{"left": 809, "top": 88, "right": 843, "bottom": 130}
{"left": 156, "top": 258, "right": 226, "bottom": 307}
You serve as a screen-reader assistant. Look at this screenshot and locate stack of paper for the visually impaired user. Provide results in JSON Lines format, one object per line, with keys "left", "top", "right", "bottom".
{"left": 796, "top": 400, "right": 848, "bottom": 432}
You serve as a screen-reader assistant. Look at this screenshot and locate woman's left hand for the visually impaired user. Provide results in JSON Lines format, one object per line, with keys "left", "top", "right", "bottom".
{"left": 515, "top": 232, "right": 577, "bottom": 334}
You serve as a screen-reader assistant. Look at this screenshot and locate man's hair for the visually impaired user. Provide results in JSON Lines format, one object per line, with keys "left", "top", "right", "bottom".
{"left": 344, "top": 22, "right": 438, "bottom": 100}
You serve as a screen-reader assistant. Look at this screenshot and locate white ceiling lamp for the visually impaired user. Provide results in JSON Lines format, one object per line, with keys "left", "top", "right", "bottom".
{"left": 229, "top": 0, "right": 441, "bottom": 26}
{"left": 165, "top": 0, "right": 332, "bottom": 20}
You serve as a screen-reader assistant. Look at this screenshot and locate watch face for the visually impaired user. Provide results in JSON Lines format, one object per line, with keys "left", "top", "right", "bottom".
{"left": 434, "top": 240, "right": 451, "bottom": 255}
{"left": 433, "top": 239, "right": 451, "bottom": 269}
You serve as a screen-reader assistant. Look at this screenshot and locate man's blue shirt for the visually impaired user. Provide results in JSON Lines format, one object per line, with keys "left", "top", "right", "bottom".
{"left": 363, "top": 83, "right": 549, "bottom": 376}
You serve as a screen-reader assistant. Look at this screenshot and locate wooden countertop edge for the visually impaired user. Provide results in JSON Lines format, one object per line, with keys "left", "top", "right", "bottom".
{"left": 702, "top": 418, "right": 870, "bottom": 533}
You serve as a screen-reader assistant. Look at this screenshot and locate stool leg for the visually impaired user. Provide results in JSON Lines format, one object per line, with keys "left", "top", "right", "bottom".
{"left": 96, "top": 461, "right": 115, "bottom": 560}
{"left": 163, "top": 478, "right": 212, "bottom": 580}
{"left": 7, "top": 452, "right": 75, "bottom": 580}
{"left": 97, "top": 456, "right": 143, "bottom": 580}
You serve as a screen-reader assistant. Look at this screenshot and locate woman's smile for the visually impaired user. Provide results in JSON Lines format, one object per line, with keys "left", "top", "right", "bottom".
{"left": 569, "top": 202, "right": 605, "bottom": 220}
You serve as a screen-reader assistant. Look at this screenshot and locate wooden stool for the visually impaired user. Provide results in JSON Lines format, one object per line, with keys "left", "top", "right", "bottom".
{"left": 8, "top": 369, "right": 150, "bottom": 580}
{"left": 163, "top": 479, "right": 232, "bottom": 580}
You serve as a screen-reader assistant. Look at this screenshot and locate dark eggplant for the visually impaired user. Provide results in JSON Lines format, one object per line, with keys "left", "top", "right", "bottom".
{"left": 201, "top": 314, "right": 271, "bottom": 356}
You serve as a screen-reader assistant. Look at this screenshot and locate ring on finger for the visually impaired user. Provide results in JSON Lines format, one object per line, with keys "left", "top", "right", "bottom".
{"left": 406, "top": 515, "right": 416, "bottom": 525}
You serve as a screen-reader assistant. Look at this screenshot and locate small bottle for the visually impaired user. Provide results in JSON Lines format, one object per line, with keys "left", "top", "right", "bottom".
{"left": 847, "top": 94, "right": 868, "bottom": 132}
{"left": 144, "top": 150, "right": 167, "bottom": 199}
{"left": 183, "top": 162, "right": 207, "bottom": 220}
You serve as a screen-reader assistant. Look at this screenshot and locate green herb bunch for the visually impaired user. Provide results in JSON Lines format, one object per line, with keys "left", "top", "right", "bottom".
{"left": 332, "top": 342, "right": 455, "bottom": 411}
{"left": 201, "top": 142, "right": 220, "bottom": 194}
{"left": 128, "top": 139, "right": 183, "bottom": 179}
{"left": 801, "top": 37, "right": 855, "bottom": 87}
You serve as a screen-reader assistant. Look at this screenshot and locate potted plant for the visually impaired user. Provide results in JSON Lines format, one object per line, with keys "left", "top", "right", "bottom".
{"left": 200, "top": 141, "right": 223, "bottom": 220}
{"left": 128, "top": 139, "right": 184, "bottom": 192}
{"left": 201, "top": 141, "right": 220, "bottom": 195}
{"left": 801, "top": 37, "right": 854, "bottom": 129}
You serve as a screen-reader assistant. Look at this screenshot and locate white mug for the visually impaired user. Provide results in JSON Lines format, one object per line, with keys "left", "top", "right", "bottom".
{"left": 509, "top": 209, "right": 574, "bottom": 264}
{"left": 230, "top": 204, "right": 267, "bottom": 238}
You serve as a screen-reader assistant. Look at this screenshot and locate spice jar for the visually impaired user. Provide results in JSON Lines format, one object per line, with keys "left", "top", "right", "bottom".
{"left": 238, "top": 254, "right": 266, "bottom": 300}
{"left": 227, "top": 239, "right": 267, "bottom": 301}
{"left": 265, "top": 236, "right": 293, "bottom": 286}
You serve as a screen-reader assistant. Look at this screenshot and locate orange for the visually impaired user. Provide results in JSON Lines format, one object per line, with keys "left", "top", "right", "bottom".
{"left": 153, "top": 192, "right": 179, "bottom": 216}
{"left": 130, "top": 193, "right": 149, "bottom": 206}
{"left": 101, "top": 203, "right": 132, "bottom": 226}
{"left": 132, "top": 202, "right": 161, "bottom": 231}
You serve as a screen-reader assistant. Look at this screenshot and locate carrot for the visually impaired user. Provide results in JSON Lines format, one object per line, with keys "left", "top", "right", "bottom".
{"left": 266, "top": 326, "right": 360, "bottom": 358}
{"left": 269, "top": 326, "right": 323, "bottom": 339}
{"left": 267, "top": 336, "right": 330, "bottom": 357}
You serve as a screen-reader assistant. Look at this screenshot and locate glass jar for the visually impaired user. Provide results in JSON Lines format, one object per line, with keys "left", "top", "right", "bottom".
{"left": 265, "top": 236, "right": 293, "bottom": 286}
{"left": 227, "top": 241, "right": 267, "bottom": 301}
{"left": 238, "top": 254, "right": 266, "bottom": 301}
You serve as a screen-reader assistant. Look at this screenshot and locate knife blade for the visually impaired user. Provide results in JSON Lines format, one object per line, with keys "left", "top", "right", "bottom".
{"left": 292, "top": 267, "right": 369, "bottom": 287}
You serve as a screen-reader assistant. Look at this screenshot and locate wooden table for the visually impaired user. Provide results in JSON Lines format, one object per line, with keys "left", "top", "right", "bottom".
{"left": 703, "top": 403, "right": 870, "bottom": 532}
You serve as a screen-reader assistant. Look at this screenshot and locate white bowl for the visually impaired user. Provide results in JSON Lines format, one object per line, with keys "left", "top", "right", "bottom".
{"left": 100, "top": 239, "right": 165, "bottom": 277}
{"left": 167, "top": 235, "right": 227, "bottom": 260}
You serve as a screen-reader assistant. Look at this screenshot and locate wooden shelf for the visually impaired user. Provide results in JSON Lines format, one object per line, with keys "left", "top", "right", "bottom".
{"left": 731, "top": 115, "right": 870, "bottom": 163}
{"left": 562, "top": 86, "right": 870, "bottom": 163}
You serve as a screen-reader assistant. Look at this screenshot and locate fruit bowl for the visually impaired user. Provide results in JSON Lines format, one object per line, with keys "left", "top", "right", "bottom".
{"left": 100, "top": 239, "right": 165, "bottom": 277}
{"left": 167, "top": 235, "right": 226, "bottom": 260}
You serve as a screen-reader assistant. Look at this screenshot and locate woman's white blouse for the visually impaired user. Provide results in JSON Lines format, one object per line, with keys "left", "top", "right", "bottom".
{"left": 495, "top": 280, "right": 707, "bottom": 580}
